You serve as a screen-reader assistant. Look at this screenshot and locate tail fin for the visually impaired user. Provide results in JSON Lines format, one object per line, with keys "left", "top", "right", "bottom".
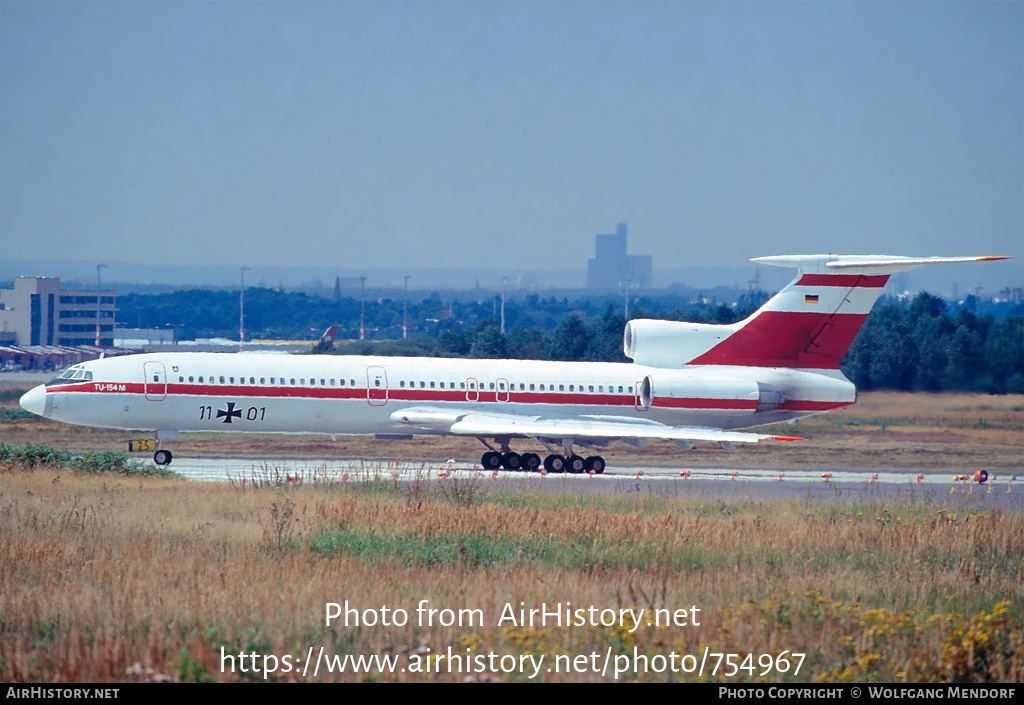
{"left": 320, "top": 325, "right": 339, "bottom": 343}
{"left": 626, "top": 255, "right": 1011, "bottom": 370}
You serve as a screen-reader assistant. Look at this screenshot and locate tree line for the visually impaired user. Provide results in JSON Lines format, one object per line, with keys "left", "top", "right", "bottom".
{"left": 117, "top": 288, "right": 1022, "bottom": 393}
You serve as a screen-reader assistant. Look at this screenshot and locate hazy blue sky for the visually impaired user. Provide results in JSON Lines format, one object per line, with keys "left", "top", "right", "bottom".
{"left": 1, "top": 0, "right": 1021, "bottom": 278}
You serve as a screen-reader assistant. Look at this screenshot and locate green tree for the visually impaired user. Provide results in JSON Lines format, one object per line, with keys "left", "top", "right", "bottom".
{"left": 547, "top": 314, "right": 591, "bottom": 361}
{"left": 585, "top": 304, "right": 627, "bottom": 362}
{"left": 469, "top": 319, "right": 505, "bottom": 359}
{"left": 505, "top": 325, "right": 547, "bottom": 360}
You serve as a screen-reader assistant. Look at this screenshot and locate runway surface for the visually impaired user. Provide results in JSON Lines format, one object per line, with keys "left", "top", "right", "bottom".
{"left": 160, "top": 457, "right": 1022, "bottom": 509}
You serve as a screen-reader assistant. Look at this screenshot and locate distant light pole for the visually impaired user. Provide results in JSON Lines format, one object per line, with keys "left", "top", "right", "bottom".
{"left": 403, "top": 275, "right": 410, "bottom": 339}
{"left": 359, "top": 276, "right": 366, "bottom": 340}
{"left": 95, "top": 263, "right": 107, "bottom": 346}
{"left": 239, "top": 267, "right": 249, "bottom": 351}
{"left": 500, "top": 276, "right": 509, "bottom": 335}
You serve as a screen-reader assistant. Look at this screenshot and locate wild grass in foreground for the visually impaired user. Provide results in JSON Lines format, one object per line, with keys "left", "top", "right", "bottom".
{"left": 1, "top": 466, "right": 1021, "bottom": 682}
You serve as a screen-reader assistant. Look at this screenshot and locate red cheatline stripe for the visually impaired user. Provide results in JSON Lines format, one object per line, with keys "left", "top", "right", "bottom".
{"left": 47, "top": 382, "right": 848, "bottom": 413}
{"left": 771, "top": 435, "right": 805, "bottom": 441}
{"left": 653, "top": 397, "right": 757, "bottom": 410}
{"left": 796, "top": 274, "right": 889, "bottom": 287}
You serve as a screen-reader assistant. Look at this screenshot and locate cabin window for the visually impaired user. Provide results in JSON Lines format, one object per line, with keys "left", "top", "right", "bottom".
{"left": 539, "top": 384, "right": 545, "bottom": 391}
{"left": 290, "top": 378, "right": 296, "bottom": 385}
{"left": 339, "top": 379, "right": 344, "bottom": 386}
{"left": 400, "top": 381, "right": 405, "bottom": 388}
{"left": 588, "top": 385, "right": 594, "bottom": 392}
{"left": 320, "top": 379, "right": 325, "bottom": 385}
{"left": 219, "top": 376, "right": 225, "bottom": 383}
{"left": 628, "top": 386, "right": 633, "bottom": 394}
{"left": 260, "top": 378, "right": 265, "bottom": 384}
{"left": 498, "top": 382, "right": 505, "bottom": 391}
{"left": 420, "top": 381, "right": 425, "bottom": 388}
{"left": 330, "top": 379, "right": 335, "bottom": 386}
{"left": 460, "top": 382, "right": 465, "bottom": 389}
{"left": 350, "top": 379, "right": 355, "bottom": 386}
{"left": 569, "top": 385, "right": 574, "bottom": 391}
{"left": 439, "top": 382, "right": 444, "bottom": 389}
{"left": 430, "top": 381, "right": 435, "bottom": 388}
{"left": 530, "top": 384, "right": 535, "bottom": 391}
{"left": 188, "top": 376, "right": 194, "bottom": 383}
{"left": 489, "top": 382, "right": 495, "bottom": 390}
{"left": 374, "top": 380, "right": 380, "bottom": 387}
{"left": 599, "top": 385, "right": 604, "bottom": 392}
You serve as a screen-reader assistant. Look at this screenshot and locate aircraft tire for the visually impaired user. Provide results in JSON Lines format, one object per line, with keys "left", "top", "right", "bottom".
{"left": 585, "top": 456, "right": 605, "bottom": 474}
{"left": 522, "top": 453, "right": 541, "bottom": 472}
{"left": 153, "top": 449, "right": 173, "bottom": 466}
{"left": 481, "top": 451, "right": 502, "bottom": 470}
{"left": 567, "top": 455, "right": 586, "bottom": 473}
{"left": 544, "top": 454, "right": 566, "bottom": 473}
{"left": 501, "top": 452, "right": 522, "bottom": 471}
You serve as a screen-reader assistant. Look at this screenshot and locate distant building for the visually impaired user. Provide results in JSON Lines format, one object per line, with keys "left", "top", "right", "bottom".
{"left": 114, "top": 328, "right": 175, "bottom": 347}
{"left": 0, "top": 277, "right": 116, "bottom": 347}
{"left": 586, "top": 223, "right": 653, "bottom": 289}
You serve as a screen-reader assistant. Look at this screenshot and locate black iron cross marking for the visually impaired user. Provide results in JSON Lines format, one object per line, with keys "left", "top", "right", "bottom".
{"left": 216, "top": 402, "right": 242, "bottom": 424}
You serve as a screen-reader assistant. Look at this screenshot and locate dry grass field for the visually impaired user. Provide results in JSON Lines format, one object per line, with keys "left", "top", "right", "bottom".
{"left": 2, "top": 385, "right": 1022, "bottom": 682}
{"left": 1, "top": 461, "right": 1022, "bottom": 682}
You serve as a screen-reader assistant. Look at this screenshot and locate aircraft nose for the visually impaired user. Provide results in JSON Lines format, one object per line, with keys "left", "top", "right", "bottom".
{"left": 19, "top": 385, "right": 49, "bottom": 418}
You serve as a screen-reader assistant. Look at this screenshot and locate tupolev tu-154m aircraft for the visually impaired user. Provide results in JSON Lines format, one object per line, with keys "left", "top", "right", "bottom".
{"left": 19, "top": 254, "right": 1011, "bottom": 472}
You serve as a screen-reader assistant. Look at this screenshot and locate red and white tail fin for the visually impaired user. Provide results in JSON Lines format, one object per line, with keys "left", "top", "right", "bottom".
{"left": 625, "top": 255, "right": 1011, "bottom": 370}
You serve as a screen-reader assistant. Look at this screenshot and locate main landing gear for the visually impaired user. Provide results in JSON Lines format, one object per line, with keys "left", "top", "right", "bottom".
{"left": 479, "top": 449, "right": 604, "bottom": 474}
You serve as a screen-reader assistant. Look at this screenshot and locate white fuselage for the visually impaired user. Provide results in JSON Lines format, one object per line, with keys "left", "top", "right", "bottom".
{"left": 26, "top": 351, "right": 855, "bottom": 438}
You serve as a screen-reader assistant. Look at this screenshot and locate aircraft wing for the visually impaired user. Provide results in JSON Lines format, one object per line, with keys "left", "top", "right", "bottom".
{"left": 389, "top": 406, "right": 801, "bottom": 447}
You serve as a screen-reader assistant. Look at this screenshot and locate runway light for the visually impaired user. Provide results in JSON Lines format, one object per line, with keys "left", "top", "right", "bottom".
{"left": 490, "top": 470, "right": 498, "bottom": 480}
{"left": 870, "top": 474, "right": 878, "bottom": 483}
{"left": 635, "top": 470, "right": 643, "bottom": 480}
{"left": 916, "top": 473, "right": 924, "bottom": 484}
{"left": 438, "top": 470, "right": 448, "bottom": 481}
{"left": 287, "top": 474, "right": 298, "bottom": 487}
{"left": 540, "top": 468, "right": 546, "bottom": 478}
{"left": 588, "top": 469, "right": 595, "bottom": 478}
{"left": 778, "top": 473, "right": 784, "bottom": 481}
{"left": 680, "top": 470, "right": 690, "bottom": 479}
{"left": 821, "top": 473, "right": 832, "bottom": 481}
{"left": 731, "top": 471, "right": 738, "bottom": 480}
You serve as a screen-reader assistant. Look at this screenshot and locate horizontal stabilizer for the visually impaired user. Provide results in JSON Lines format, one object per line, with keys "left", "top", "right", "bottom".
{"left": 752, "top": 254, "right": 1011, "bottom": 276}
